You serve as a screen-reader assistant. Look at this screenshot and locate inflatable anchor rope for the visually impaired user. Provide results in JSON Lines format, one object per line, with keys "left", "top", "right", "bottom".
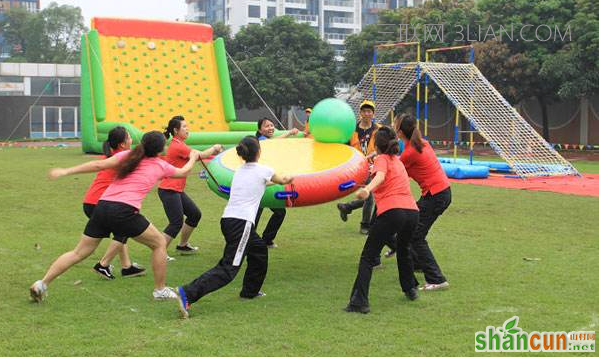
{"left": 198, "top": 157, "right": 228, "bottom": 194}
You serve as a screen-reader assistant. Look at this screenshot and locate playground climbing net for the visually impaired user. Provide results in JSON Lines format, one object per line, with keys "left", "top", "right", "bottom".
{"left": 347, "top": 61, "right": 579, "bottom": 178}
{"left": 346, "top": 62, "right": 418, "bottom": 123}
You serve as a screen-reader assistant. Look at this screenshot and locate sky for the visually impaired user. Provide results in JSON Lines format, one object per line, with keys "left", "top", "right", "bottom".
{"left": 40, "top": 0, "right": 188, "bottom": 27}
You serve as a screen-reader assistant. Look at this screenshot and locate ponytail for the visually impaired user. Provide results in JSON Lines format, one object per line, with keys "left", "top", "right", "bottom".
{"left": 116, "top": 144, "right": 145, "bottom": 179}
{"left": 164, "top": 116, "right": 185, "bottom": 139}
{"left": 236, "top": 136, "right": 261, "bottom": 162}
{"left": 116, "top": 131, "right": 165, "bottom": 178}
{"left": 374, "top": 126, "right": 400, "bottom": 155}
{"left": 102, "top": 126, "right": 128, "bottom": 157}
{"left": 395, "top": 113, "right": 424, "bottom": 153}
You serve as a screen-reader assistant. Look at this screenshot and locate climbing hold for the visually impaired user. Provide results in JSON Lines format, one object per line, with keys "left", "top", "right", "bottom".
{"left": 117, "top": 40, "right": 126, "bottom": 48}
{"left": 191, "top": 44, "right": 199, "bottom": 52}
{"left": 148, "top": 42, "right": 156, "bottom": 50}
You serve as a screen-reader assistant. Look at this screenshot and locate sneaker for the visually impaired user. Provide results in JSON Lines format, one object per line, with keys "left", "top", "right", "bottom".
{"left": 266, "top": 243, "right": 278, "bottom": 249}
{"left": 373, "top": 263, "right": 384, "bottom": 270}
{"left": 176, "top": 243, "right": 199, "bottom": 255}
{"left": 337, "top": 203, "right": 350, "bottom": 222}
{"left": 384, "top": 250, "right": 396, "bottom": 258}
{"left": 419, "top": 281, "right": 450, "bottom": 291}
{"left": 166, "top": 255, "right": 176, "bottom": 262}
{"left": 240, "top": 291, "right": 266, "bottom": 299}
{"left": 29, "top": 280, "right": 47, "bottom": 303}
{"left": 360, "top": 226, "right": 370, "bottom": 235}
{"left": 405, "top": 287, "right": 419, "bottom": 301}
{"left": 175, "top": 286, "right": 190, "bottom": 319}
{"left": 121, "top": 263, "right": 146, "bottom": 278}
{"left": 343, "top": 304, "right": 370, "bottom": 314}
{"left": 93, "top": 263, "right": 115, "bottom": 280}
{"left": 153, "top": 287, "right": 178, "bottom": 300}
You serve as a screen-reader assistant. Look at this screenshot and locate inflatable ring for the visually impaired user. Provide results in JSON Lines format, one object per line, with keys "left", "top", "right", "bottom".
{"left": 205, "top": 138, "right": 369, "bottom": 208}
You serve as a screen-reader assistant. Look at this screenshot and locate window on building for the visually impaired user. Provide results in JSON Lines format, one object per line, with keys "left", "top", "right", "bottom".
{"left": 267, "top": 6, "right": 276, "bottom": 19}
{"left": 248, "top": 5, "right": 260, "bottom": 18}
{"left": 31, "top": 77, "right": 59, "bottom": 96}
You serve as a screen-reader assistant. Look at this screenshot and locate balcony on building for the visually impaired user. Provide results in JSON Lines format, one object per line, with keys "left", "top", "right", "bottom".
{"left": 284, "top": 0, "right": 308, "bottom": 10}
{"left": 324, "top": 32, "right": 349, "bottom": 45}
{"left": 323, "top": 0, "right": 355, "bottom": 12}
{"left": 289, "top": 14, "right": 318, "bottom": 27}
{"left": 328, "top": 16, "right": 355, "bottom": 29}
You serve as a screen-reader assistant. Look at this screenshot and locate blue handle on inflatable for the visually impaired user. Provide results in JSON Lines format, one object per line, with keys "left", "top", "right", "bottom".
{"left": 275, "top": 191, "right": 298, "bottom": 200}
{"left": 338, "top": 180, "right": 356, "bottom": 191}
{"left": 218, "top": 185, "right": 231, "bottom": 194}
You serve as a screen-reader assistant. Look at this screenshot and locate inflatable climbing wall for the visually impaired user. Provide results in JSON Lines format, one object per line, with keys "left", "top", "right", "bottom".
{"left": 80, "top": 18, "right": 257, "bottom": 153}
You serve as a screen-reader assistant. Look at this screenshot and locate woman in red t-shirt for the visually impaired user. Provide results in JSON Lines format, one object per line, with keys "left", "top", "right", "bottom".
{"left": 345, "top": 126, "right": 420, "bottom": 314}
{"left": 158, "top": 116, "right": 223, "bottom": 257}
{"left": 83, "top": 126, "right": 146, "bottom": 280}
{"left": 392, "top": 113, "right": 451, "bottom": 291}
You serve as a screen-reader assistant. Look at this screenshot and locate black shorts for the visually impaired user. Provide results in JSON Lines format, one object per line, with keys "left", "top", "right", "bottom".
{"left": 83, "top": 200, "right": 150, "bottom": 243}
{"left": 83, "top": 203, "right": 96, "bottom": 218}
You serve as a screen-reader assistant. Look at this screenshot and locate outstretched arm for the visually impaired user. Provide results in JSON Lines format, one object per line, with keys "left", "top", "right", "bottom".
{"left": 355, "top": 171, "right": 385, "bottom": 200}
{"left": 48, "top": 155, "right": 121, "bottom": 180}
{"left": 199, "top": 144, "right": 223, "bottom": 159}
{"left": 171, "top": 150, "right": 201, "bottom": 178}
{"left": 275, "top": 128, "right": 299, "bottom": 139}
{"left": 270, "top": 173, "right": 294, "bottom": 185}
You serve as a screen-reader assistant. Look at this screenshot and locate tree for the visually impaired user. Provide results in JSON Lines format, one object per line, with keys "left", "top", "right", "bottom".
{"left": 341, "top": 1, "right": 482, "bottom": 84}
{"left": 477, "top": 0, "right": 579, "bottom": 140}
{"left": 228, "top": 16, "right": 337, "bottom": 124}
{"left": 39, "top": 2, "right": 86, "bottom": 63}
{"left": 539, "top": 0, "right": 598, "bottom": 100}
{"left": 211, "top": 22, "right": 231, "bottom": 43}
{"left": 0, "top": 1, "right": 85, "bottom": 63}
{"left": 473, "top": 40, "right": 537, "bottom": 104}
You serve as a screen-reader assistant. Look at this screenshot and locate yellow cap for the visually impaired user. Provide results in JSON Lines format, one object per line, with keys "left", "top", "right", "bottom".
{"left": 360, "top": 100, "right": 375, "bottom": 111}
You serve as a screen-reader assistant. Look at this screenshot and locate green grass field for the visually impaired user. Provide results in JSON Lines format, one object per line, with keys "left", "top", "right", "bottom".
{"left": 0, "top": 147, "right": 597, "bottom": 356}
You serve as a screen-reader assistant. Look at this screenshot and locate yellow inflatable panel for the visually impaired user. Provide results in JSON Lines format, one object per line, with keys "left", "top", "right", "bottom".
{"left": 99, "top": 36, "right": 228, "bottom": 132}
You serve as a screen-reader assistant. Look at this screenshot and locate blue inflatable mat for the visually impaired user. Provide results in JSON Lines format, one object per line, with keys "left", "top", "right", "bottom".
{"left": 441, "top": 163, "right": 489, "bottom": 179}
{"left": 471, "top": 161, "right": 512, "bottom": 173}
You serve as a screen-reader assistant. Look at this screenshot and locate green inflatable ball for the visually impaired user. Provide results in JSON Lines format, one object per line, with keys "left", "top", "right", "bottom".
{"left": 310, "top": 98, "right": 355, "bottom": 143}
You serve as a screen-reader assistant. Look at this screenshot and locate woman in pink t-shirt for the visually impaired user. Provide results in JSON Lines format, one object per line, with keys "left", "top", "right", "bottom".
{"left": 345, "top": 126, "right": 420, "bottom": 314}
{"left": 30, "top": 131, "right": 201, "bottom": 303}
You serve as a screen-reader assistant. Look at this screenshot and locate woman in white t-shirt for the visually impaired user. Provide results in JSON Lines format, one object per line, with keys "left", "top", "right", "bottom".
{"left": 174, "top": 136, "right": 293, "bottom": 318}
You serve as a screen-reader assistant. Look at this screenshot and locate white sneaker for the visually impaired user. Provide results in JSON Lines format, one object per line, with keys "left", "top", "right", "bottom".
{"left": 153, "top": 287, "right": 178, "bottom": 300}
{"left": 166, "top": 255, "right": 176, "bottom": 262}
{"left": 30, "top": 280, "right": 48, "bottom": 302}
{"left": 419, "top": 281, "right": 450, "bottom": 291}
{"left": 266, "top": 243, "right": 278, "bottom": 249}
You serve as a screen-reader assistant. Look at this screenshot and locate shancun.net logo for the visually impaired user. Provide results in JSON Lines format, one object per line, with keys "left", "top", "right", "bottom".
{"left": 475, "top": 316, "right": 595, "bottom": 352}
